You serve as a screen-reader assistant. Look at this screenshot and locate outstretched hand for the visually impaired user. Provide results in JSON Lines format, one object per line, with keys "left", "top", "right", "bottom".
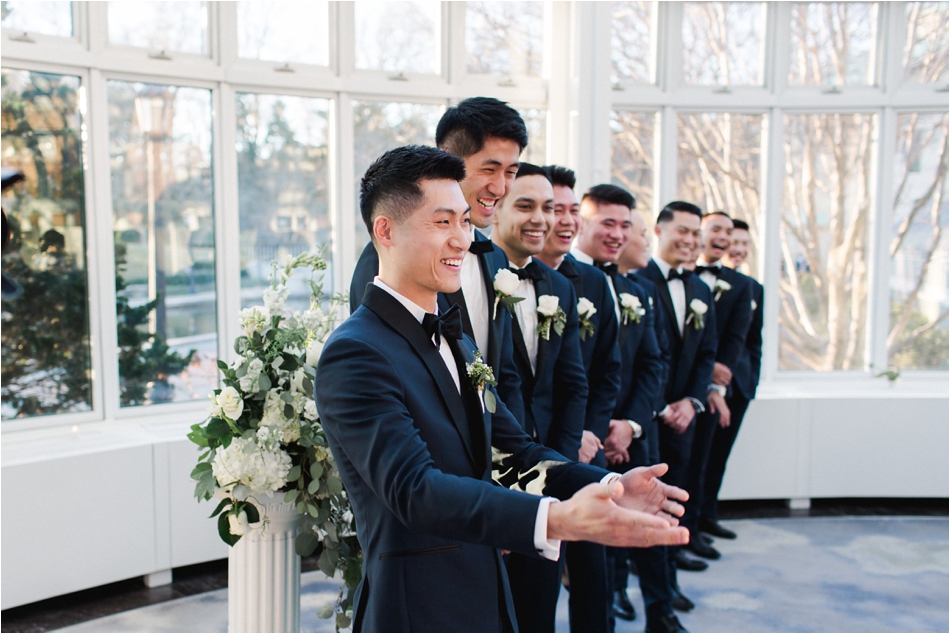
{"left": 616, "top": 463, "right": 688, "bottom": 524}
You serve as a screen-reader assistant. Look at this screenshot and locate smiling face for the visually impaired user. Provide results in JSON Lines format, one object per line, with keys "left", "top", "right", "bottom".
{"left": 724, "top": 227, "right": 750, "bottom": 268}
{"left": 576, "top": 200, "right": 632, "bottom": 264}
{"left": 701, "top": 214, "right": 734, "bottom": 264}
{"left": 460, "top": 136, "right": 522, "bottom": 229}
{"left": 492, "top": 174, "right": 554, "bottom": 267}
{"left": 374, "top": 178, "right": 471, "bottom": 309}
{"left": 655, "top": 210, "right": 701, "bottom": 268}
{"left": 618, "top": 211, "right": 651, "bottom": 271}
{"left": 539, "top": 184, "right": 580, "bottom": 264}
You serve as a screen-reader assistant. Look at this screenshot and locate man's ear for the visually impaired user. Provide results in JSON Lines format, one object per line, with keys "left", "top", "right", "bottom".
{"left": 373, "top": 215, "right": 395, "bottom": 247}
{"left": 654, "top": 223, "right": 662, "bottom": 238}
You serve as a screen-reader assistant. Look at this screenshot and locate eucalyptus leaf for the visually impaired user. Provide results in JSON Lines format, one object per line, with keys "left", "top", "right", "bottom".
{"left": 302, "top": 377, "right": 314, "bottom": 395}
{"left": 317, "top": 548, "right": 335, "bottom": 577}
{"left": 287, "top": 465, "right": 302, "bottom": 481}
{"left": 283, "top": 404, "right": 295, "bottom": 419}
{"left": 337, "top": 613, "right": 351, "bottom": 629}
{"left": 243, "top": 502, "right": 260, "bottom": 524}
{"left": 284, "top": 489, "right": 298, "bottom": 503}
{"left": 484, "top": 389, "right": 497, "bottom": 414}
{"left": 257, "top": 373, "right": 272, "bottom": 391}
{"left": 281, "top": 391, "right": 295, "bottom": 403}
{"left": 232, "top": 484, "right": 250, "bottom": 501}
{"left": 307, "top": 504, "right": 320, "bottom": 518}
{"left": 296, "top": 501, "right": 307, "bottom": 514}
{"left": 317, "top": 602, "right": 334, "bottom": 620}
{"left": 310, "top": 462, "right": 324, "bottom": 480}
{"left": 308, "top": 479, "right": 320, "bottom": 494}
{"left": 326, "top": 476, "right": 343, "bottom": 495}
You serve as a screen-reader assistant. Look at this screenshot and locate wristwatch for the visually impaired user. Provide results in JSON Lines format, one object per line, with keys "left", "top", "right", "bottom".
{"left": 708, "top": 383, "right": 727, "bottom": 397}
{"left": 625, "top": 419, "right": 644, "bottom": 439}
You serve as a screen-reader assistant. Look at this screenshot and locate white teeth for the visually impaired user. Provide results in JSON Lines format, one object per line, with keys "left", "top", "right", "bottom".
{"left": 557, "top": 232, "right": 573, "bottom": 238}
{"left": 523, "top": 230, "right": 544, "bottom": 238}
{"left": 477, "top": 198, "right": 497, "bottom": 210}
{"left": 442, "top": 259, "right": 462, "bottom": 266}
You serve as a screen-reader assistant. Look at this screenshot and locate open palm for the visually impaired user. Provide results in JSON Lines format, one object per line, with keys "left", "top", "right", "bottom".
{"left": 617, "top": 463, "right": 689, "bottom": 524}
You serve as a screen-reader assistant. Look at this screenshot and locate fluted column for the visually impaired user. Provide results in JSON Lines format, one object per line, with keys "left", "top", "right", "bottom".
{"left": 228, "top": 491, "right": 301, "bottom": 633}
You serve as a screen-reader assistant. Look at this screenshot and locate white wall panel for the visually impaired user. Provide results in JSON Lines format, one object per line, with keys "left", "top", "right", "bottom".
{"left": 167, "top": 439, "right": 229, "bottom": 568}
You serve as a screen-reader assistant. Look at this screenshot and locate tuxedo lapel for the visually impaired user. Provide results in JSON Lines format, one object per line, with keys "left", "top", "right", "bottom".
{"left": 362, "top": 286, "right": 478, "bottom": 471}
{"left": 611, "top": 272, "right": 631, "bottom": 348}
{"left": 449, "top": 340, "right": 491, "bottom": 477}
{"left": 475, "top": 235, "right": 502, "bottom": 364}
{"left": 532, "top": 269, "right": 553, "bottom": 379}
{"left": 646, "top": 260, "right": 681, "bottom": 342}
{"left": 509, "top": 313, "right": 533, "bottom": 381}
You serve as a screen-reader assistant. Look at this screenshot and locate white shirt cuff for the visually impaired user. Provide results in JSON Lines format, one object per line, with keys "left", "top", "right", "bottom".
{"left": 534, "top": 497, "right": 561, "bottom": 561}
{"left": 600, "top": 472, "right": 622, "bottom": 486}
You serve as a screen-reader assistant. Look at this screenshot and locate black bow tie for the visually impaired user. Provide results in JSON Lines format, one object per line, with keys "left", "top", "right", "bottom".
{"left": 509, "top": 261, "right": 544, "bottom": 282}
{"left": 667, "top": 268, "right": 692, "bottom": 281}
{"left": 422, "top": 304, "right": 464, "bottom": 347}
{"left": 596, "top": 261, "right": 619, "bottom": 277}
{"left": 468, "top": 240, "right": 494, "bottom": 255}
{"left": 695, "top": 265, "right": 721, "bottom": 277}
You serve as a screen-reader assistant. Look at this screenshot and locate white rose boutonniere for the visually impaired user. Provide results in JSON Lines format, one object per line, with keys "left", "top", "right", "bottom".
{"left": 466, "top": 350, "right": 498, "bottom": 413}
{"left": 619, "top": 292, "right": 646, "bottom": 326}
{"left": 713, "top": 278, "right": 732, "bottom": 301}
{"left": 536, "top": 295, "right": 567, "bottom": 340}
{"left": 751, "top": 299, "right": 758, "bottom": 311}
{"left": 686, "top": 298, "right": 708, "bottom": 330}
{"left": 492, "top": 269, "right": 525, "bottom": 319}
{"left": 577, "top": 297, "right": 597, "bottom": 342}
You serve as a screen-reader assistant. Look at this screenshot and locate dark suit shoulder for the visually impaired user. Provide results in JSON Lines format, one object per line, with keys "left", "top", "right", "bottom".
{"left": 535, "top": 259, "right": 577, "bottom": 299}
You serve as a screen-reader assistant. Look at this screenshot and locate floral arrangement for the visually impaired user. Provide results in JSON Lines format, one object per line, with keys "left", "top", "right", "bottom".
{"left": 577, "top": 297, "right": 597, "bottom": 342}
{"left": 466, "top": 350, "right": 497, "bottom": 413}
{"left": 713, "top": 278, "right": 732, "bottom": 301}
{"left": 686, "top": 298, "right": 708, "bottom": 330}
{"left": 188, "top": 252, "right": 361, "bottom": 631}
{"left": 619, "top": 292, "right": 645, "bottom": 326}
{"left": 537, "top": 295, "right": 567, "bottom": 340}
{"left": 492, "top": 269, "right": 525, "bottom": 318}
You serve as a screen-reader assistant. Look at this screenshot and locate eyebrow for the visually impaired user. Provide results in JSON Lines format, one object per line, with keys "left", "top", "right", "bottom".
{"left": 479, "top": 158, "right": 520, "bottom": 170}
{"left": 433, "top": 206, "right": 470, "bottom": 215}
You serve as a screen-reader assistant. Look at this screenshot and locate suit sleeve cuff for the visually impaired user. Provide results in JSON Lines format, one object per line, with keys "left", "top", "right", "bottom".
{"left": 708, "top": 384, "right": 727, "bottom": 397}
{"left": 534, "top": 497, "right": 561, "bottom": 561}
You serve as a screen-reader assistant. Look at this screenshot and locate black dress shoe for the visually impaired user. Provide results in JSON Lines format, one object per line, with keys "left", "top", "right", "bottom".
{"left": 700, "top": 518, "right": 737, "bottom": 540}
{"left": 686, "top": 538, "right": 721, "bottom": 560}
{"left": 612, "top": 589, "right": 636, "bottom": 621}
{"left": 674, "top": 550, "right": 709, "bottom": 571}
{"left": 696, "top": 531, "right": 713, "bottom": 546}
{"left": 670, "top": 591, "right": 694, "bottom": 612}
{"left": 645, "top": 613, "right": 688, "bottom": 632}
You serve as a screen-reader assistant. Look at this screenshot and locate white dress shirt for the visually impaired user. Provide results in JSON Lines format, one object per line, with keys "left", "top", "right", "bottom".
{"left": 652, "top": 256, "right": 686, "bottom": 336}
{"left": 461, "top": 230, "right": 491, "bottom": 356}
{"left": 696, "top": 257, "right": 721, "bottom": 292}
{"left": 570, "top": 247, "right": 621, "bottom": 323}
{"left": 509, "top": 258, "right": 539, "bottom": 375}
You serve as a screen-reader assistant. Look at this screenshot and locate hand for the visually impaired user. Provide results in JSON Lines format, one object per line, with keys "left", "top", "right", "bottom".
{"left": 547, "top": 480, "right": 689, "bottom": 548}
{"left": 617, "top": 463, "right": 688, "bottom": 523}
{"left": 708, "top": 391, "right": 731, "bottom": 428}
{"left": 578, "top": 430, "right": 603, "bottom": 464}
{"left": 605, "top": 449, "right": 629, "bottom": 466}
{"left": 713, "top": 362, "right": 733, "bottom": 386}
{"left": 605, "top": 419, "right": 634, "bottom": 455}
{"left": 662, "top": 400, "right": 693, "bottom": 434}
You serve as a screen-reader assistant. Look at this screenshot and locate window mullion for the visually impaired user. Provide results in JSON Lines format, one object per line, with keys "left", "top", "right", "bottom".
{"left": 760, "top": 106, "right": 785, "bottom": 385}
{"left": 868, "top": 107, "right": 898, "bottom": 372}
{"left": 214, "top": 83, "right": 241, "bottom": 367}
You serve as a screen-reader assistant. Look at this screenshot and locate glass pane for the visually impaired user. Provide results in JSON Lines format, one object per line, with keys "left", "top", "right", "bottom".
{"left": 888, "top": 112, "right": 949, "bottom": 371}
{"left": 352, "top": 101, "right": 443, "bottom": 250}
{"left": 355, "top": 1, "right": 441, "bottom": 74}
{"left": 108, "top": 1, "right": 207, "bottom": 55}
{"left": 780, "top": 113, "right": 875, "bottom": 371}
{"left": 676, "top": 112, "right": 763, "bottom": 274}
{"left": 237, "top": 1, "right": 329, "bottom": 66}
{"left": 1, "top": 70, "right": 91, "bottom": 419}
{"left": 610, "top": 110, "right": 656, "bottom": 223}
{"left": 108, "top": 81, "right": 216, "bottom": 407}
{"left": 611, "top": 1, "right": 654, "bottom": 84}
{"left": 236, "top": 93, "right": 332, "bottom": 313}
{"left": 788, "top": 2, "right": 877, "bottom": 86}
{"left": 683, "top": 2, "right": 764, "bottom": 85}
{"left": 1, "top": 1, "right": 72, "bottom": 37}
{"left": 466, "top": 1, "right": 544, "bottom": 77}
{"left": 519, "top": 107, "right": 546, "bottom": 166}
{"left": 903, "top": 2, "right": 950, "bottom": 84}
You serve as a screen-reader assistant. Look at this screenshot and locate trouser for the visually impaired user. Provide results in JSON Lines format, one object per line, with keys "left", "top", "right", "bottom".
{"left": 506, "top": 548, "right": 563, "bottom": 632}
{"left": 681, "top": 409, "right": 720, "bottom": 535}
{"left": 566, "top": 540, "right": 610, "bottom": 632}
{"left": 701, "top": 393, "right": 751, "bottom": 521}
{"left": 657, "top": 415, "right": 697, "bottom": 596}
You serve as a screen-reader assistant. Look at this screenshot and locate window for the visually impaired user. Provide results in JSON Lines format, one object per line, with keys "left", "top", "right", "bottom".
{"left": 611, "top": 110, "right": 657, "bottom": 223}
{"left": 677, "top": 112, "right": 763, "bottom": 273}
{"left": 903, "top": 2, "right": 950, "bottom": 84}
{"left": 355, "top": 1, "right": 441, "bottom": 75}
{"left": 888, "top": 112, "right": 949, "bottom": 371}
{"left": 466, "top": 1, "right": 544, "bottom": 77}
{"left": 237, "top": 2, "right": 329, "bottom": 67}
{"left": 519, "top": 108, "right": 547, "bottom": 166}
{"left": 1, "top": 70, "right": 91, "bottom": 419}
{"left": 788, "top": 2, "right": 878, "bottom": 86}
{"left": 107, "top": 81, "right": 217, "bottom": 406}
{"left": 682, "top": 2, "right": 764, "bottom": 86}
{"left": 236, "top": 93, "right": 332, "bottom": 312}
{"left": 1, "top": 1, "right": 73, "bottom": 37}
{"left": 611, "top": 1, "right": 654, "bottom": 84}
{"left": 107, "top": 1, "right": 207, "bottom": 55}
{"left": 780, "top": 113, "right": 875, "bottom": 371}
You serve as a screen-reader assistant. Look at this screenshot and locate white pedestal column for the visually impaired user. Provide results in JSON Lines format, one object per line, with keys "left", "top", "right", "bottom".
{"left": 228, "top": 491, "right": 301, "bottom": 633}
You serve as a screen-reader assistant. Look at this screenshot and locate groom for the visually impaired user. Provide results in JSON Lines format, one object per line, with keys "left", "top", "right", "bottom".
{"left": 316, "top": 145, "right": 690, "bottom": 632}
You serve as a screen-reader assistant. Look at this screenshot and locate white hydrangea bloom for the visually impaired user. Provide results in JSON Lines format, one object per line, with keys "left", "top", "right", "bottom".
{"left": 239, "top": 358, "right": 264, "bottom": 393}
{"left": 211, "top": 436, "right": 292, "bottom": 496}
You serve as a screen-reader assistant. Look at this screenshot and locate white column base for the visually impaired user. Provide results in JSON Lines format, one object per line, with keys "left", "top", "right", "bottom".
{"left": 144, "top": 569, "right": 172, "bottom": 588}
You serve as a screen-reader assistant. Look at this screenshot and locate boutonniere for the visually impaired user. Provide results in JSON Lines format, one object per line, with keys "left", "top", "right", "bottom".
{"left": 492, "top": 269, "right": 525, "bottom": 319}
{"left": 536, "top": 295, "right": 567, "bottom": 341}
{"left": 466, "top": 350, "right": 497, "bottom": 413}
{"left": 686, "top": 298, "right": 708, "bottom": 330}
{"left": 713, "top": 278, "right": 732, "bottom": 301}
{"left": 751, "top": 299, "right": 758, "bottom": 311}
{"left": 619, "top": 293, "right": 645, "bottom": 326}
{"left": 577, "top": 297, "right": 597, "bottom": 341}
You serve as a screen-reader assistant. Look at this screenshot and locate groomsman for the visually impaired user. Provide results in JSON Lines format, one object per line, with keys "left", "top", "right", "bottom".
{"left": 536, "top": 166, "right": 623, "bottom": 632}
{"left": 490, "top": 163, "right": 590, "bottom": 632}
{"left": 700, "top": 219, "right": 763, "bottom": 540}
{"left": 348, "top": 97, "right": 527, "bottom": 423}
{"left": 681, "top": 212, "right": 753, "bottom": 561}
{"left": 317, "top": 145, "right": 690, "bottom": 632}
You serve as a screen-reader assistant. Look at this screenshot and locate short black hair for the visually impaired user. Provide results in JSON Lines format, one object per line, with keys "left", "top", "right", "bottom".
{"left": 732, "top": 218, "right": 750, "bottom": 232}
{"left": 543, "top": 165, "right": 576, "bottom": 189}
{"left": 436, "top": 97, "right": 528, "bottom": 158}
{"left": 514, "top": 162, "right": 551, "bottom": 181}
{"left": 359, "top": 145, "right": 466, "bottom": 238}
{"left": 658, "top": 201, "right": 703, "bottom": 224}
{"left": 703, "top": 210, "right": 732, "bottom": 223}
{"left": 581, "top": 184, "right": 636, "bottom": 210}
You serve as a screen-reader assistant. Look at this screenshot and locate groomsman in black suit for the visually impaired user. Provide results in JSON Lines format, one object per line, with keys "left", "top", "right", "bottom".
{"left": 489, "top": 163, "right": 591, "bottom": 632}
{"left": 700, "top": 219, "right": 763, "bottom": 540}
{"left": 681, "top": 212, "right": 753, "bottom": 561}
{"left": 348, "top": 97, "right": 528, "bottom": 423}
{"left": 536, "top": 167, "right": 623, "bottom": 632}
{"left": 317, "top": 145, "right": 691, "bottom": 632}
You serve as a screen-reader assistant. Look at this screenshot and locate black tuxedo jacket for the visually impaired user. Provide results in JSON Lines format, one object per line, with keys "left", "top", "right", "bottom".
{"left": 628, "top": 272, "right": 672, "bottom": 415}
{"left": 557, "top": 255, "right": 622, "bottom": 451}
{"left": 349, "top": 233, "right": 526, "bottom": 424}
{"left": 640, "top": 261, "right": 717, "bottom": 406}
{"left": 316, "top": 285, "right": 607, "bottom": 632}
{"left": 700, "top": 266, "right": 753, "bottom": 372}
{"left": 731, "top": 276, "right": 763, "bottom": 400}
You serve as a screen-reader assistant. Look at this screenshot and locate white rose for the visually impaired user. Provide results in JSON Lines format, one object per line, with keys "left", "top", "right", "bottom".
{"left": 577, "top": 297, "right": 596, "bottom": 318}
{"left": 537, "top": 295, "right": 560, "bottom": 317}
{"left": 228, "top": 510, "right": 249, "bottom": 537}
{"left": 239, "top": 306, "right": 270, "bottom": 337}
{"left": 690, "top": 298, "right": 708, "bottom": 315}
{"left": 290, "top": 368, "right": 306, "bottom": 394}
{"left": 619, "top": 293, "right": 642, "bottom": 310}
{"left": 304, "top": 399, "right": 318, "bottom": 420}
{"left": 284, "top": 344, "right": 303, "bottom": 357}
{"left": 714, "top": 279, "right": 732, "bottom": 292}
{"left": 306, "top": 339, "right": 324, "bottom": 367}
{"left": 751, "top": 299, "right": 758, "bottom": 311}
{"left": 493, "top": 269, "right": 521, "bottom": 296}
{"left": 216, "top": 386, "right": 244, "bottom": 421}
{"left": 208, "top": 392, "right": 223, "bottom": 418}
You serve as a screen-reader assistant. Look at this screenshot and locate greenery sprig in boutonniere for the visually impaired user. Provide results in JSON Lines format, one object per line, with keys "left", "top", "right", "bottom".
{"left": 619, "top": 292, "right": 645, "bottom": 326}
{"left": 577, "top": 297, "right": 597, "bottom": 341}
{"left": 537, "top": 295, "right": 567, "bottom": 340}
{"left": 492, "top": 269, "right": 525, "bottom": 319}
{"left": 713, "top": 278, "right": 732, "bottom": 301}
{"left": 686, "top": 298, "right": 708, "bottom": 330}
{"left": 466, "top": 351, "right": 497, "bottom": 413}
